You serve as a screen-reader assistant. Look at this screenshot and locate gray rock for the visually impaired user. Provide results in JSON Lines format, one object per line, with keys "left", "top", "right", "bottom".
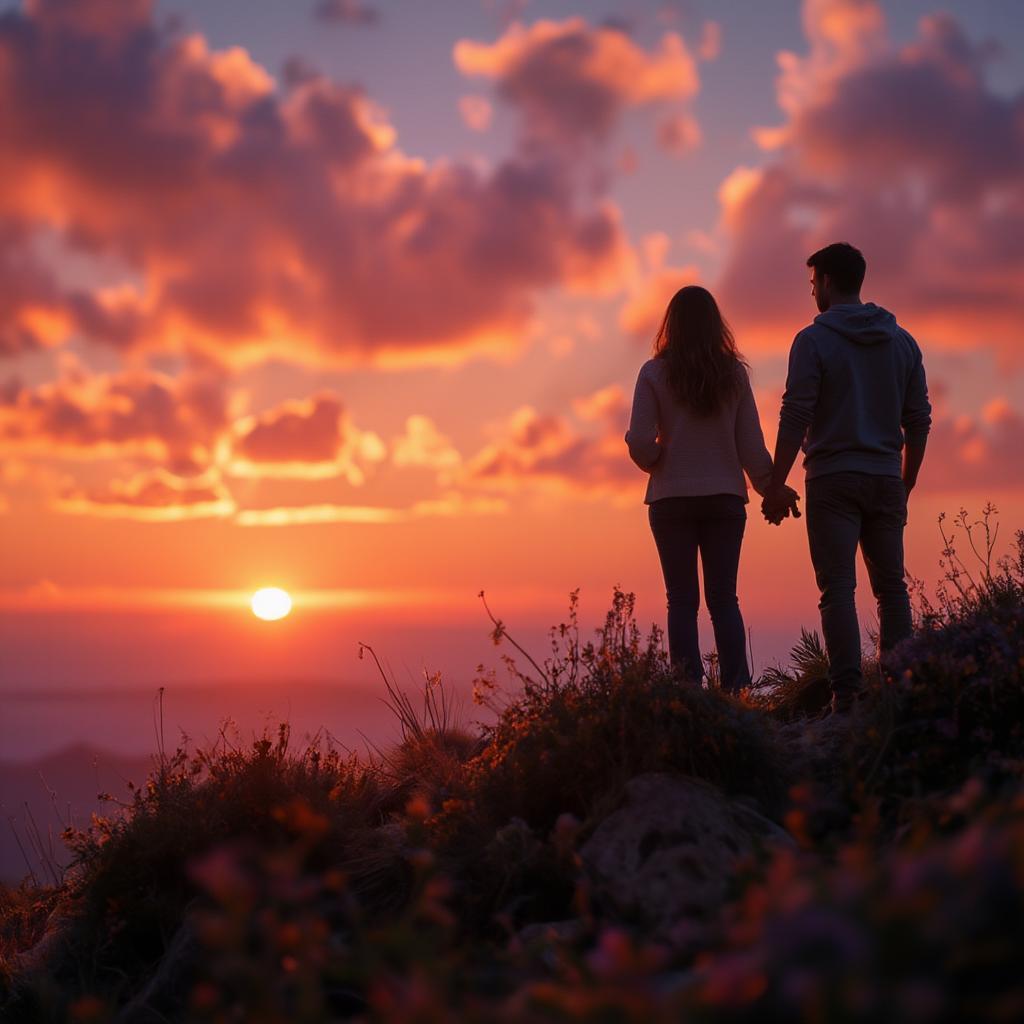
{"left": 114, "top": 920, "right": 199, "bottom": 1024}
{"left": 579, "top": 773, "right": 794, "bottom": 944}
{"left": 10, "top": 903, "right": 76, "bottom": 977}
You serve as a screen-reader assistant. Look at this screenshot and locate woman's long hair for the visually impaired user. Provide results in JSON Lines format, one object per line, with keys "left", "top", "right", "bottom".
{"left": 652, "top": 285, "right": 746, "bottom": 416}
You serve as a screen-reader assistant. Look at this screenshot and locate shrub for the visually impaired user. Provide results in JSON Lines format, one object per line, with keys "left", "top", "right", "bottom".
{"left": 458, "top": 587, "right": 792, "bottom": 835}
{"left": 848, "top": 513, "right": 1024, "bottom": 830}
{"left": 5, "top": 726, "right": 406, "bottom": 1018}
{"left": 681, "top": 785, "right": 1024, "bottom": 1023}
{"left": 357, "top": 642, "right": 485, "bottom": 816}
{"left": 748, "top": 628, "right": 833, "bottom": 720}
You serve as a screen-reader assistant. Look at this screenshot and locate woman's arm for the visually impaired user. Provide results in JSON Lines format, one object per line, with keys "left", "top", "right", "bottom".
{"left": 624, "top": 365, "right": 662, "bottom": 471}
{"left": 735, "top": 368, "right": 773, "bottom": 496}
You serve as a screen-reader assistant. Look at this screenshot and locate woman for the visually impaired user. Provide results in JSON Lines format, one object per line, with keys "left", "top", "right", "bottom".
{"left": 624, "top": 285, "right": 795, "bottom": 692}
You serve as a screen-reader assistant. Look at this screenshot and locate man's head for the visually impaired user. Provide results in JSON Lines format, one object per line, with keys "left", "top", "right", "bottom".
{"left": 806, "top": 242, "right": 866, "bottom": 312}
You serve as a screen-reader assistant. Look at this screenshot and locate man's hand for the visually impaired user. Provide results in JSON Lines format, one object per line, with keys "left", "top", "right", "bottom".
{"left": 764, "top": 435, "right": 804, "bottom": 526}
{"left": 902, "top": 440, "right": 925, "bottom": 503}
{"left": 761, "top": 484, "right": 801, "bottom": 526}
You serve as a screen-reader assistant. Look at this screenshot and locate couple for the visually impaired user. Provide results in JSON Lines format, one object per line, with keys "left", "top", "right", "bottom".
{"left": 625, "top": 242, "right": 931, "bottom": 715}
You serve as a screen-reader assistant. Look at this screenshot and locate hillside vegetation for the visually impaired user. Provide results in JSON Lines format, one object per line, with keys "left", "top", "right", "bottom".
{"left": 2, "top": 508, "right": 1023, "bottom": 1023}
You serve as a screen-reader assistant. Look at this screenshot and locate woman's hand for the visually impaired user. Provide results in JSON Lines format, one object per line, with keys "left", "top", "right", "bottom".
{"left": 761, "top": 484, "right": 801, "bottom": 525}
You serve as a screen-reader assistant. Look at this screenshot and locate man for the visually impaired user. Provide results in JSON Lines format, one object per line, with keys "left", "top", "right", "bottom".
{"left": 762, "top": 242, "right": 931, "bottom": 715}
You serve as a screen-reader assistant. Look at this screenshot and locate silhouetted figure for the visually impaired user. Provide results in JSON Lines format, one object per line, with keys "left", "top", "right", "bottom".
{"left": 762, "top": 242, "right": 932, "bottom": 714}
{"left": 625, "top": 286, "right": 798, "bottom": 692}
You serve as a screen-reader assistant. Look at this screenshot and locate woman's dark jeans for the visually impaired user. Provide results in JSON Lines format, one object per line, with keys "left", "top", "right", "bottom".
{"left": 648, "top": 494, "right": 750, "bottom": 691}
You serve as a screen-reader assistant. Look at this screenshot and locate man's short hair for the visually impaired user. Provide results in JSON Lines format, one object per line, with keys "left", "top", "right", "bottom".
{"left": 806, "top": 242, "right": 866, "bottom": 293}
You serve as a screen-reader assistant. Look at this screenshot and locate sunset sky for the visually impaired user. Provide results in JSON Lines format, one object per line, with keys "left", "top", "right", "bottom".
{"left": 1, "top": 0, "right": 1022, "bottom": 752}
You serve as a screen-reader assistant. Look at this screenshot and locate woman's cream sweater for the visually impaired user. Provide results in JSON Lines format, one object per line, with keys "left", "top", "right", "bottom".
{"left": 624, "top": 358, "right": 773, "bottom": 504}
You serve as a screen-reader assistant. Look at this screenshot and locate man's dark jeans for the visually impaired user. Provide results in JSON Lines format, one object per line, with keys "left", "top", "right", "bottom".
{"left": 805, "top": 471, "right": 913, "bottom": 699}
{"left": 648, "top": 494, "right": 750, "bottom": 692}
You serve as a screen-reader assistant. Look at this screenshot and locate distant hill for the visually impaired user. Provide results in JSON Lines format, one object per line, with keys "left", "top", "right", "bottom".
{"left": 0, "top": 744, "right": 153, "bottom": 885}
{"left": 0, "top": 678, "right": 481, "bottom": 885}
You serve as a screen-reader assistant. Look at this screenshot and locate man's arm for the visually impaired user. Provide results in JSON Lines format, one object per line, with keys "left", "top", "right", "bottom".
{"left": 763, "top": 331, "right": 819, "bottom": 518}
{"left": 762, "top": 436, "right": 803, "bottom": 524}
{"left": 900, "top": 336, "right": 931, "bottom": 497}
{"left": 768, "top": 435, "right": 803, "bottom": 493}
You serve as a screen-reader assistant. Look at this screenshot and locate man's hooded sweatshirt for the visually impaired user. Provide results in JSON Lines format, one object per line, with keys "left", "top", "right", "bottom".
{"left": 778, "top": 302, "right": 932, "bottom": 480}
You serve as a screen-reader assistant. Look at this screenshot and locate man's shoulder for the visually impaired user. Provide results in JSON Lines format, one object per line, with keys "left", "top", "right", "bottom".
{"left": 790, "top": 323, "right": 823, "bottom": 351}
{"left": 894, "top": 324, "right": 922, "bottom": 356}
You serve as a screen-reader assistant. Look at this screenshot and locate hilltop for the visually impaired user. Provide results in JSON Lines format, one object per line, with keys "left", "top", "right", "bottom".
{"left": 2, "top": 509, "right": 1023, "bottom": 1023}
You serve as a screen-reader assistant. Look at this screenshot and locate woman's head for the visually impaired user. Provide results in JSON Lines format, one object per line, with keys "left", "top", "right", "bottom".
{"left": 653, "top": 285, "right": 745, "bottom": 416}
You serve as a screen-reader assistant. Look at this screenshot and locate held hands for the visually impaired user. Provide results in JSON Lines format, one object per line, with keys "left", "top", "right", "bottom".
{"left": 761, "top": 484, "right": 801, "bottom": 526}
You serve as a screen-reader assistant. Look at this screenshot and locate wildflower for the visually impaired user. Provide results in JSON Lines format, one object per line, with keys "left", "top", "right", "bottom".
{"left": 68, "top": 996, "right": 107, "bottom": 1022}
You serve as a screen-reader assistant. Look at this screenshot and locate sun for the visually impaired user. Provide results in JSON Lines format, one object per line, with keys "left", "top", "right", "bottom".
{"left": 251, "top": 587, "right": 292, "bottom": 621}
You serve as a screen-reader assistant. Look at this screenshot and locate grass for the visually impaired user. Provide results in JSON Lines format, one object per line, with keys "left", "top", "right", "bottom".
{"left": 1, "top": 508, "right": 1023, "bottom": 1021}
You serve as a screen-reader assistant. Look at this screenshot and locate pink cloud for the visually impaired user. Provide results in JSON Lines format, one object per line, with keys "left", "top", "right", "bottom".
{"left": 619, "top": 265, "right": 701, "bottom": 341}
{"left": 0, "top": 221, "right": 74, "bottom": 355}
{"left": 714, "top": 1, "right": 1024, "bottom": 359}
{"left": 571, "top": 384, "right": 630, "bottom": 427}
{"left": 0, "top": 0, "right": 632, "bottom": 369}
{"left": 455, "top": 387, "right": 640, "bottom": 504}
{"left": 0, "top": 361, "right": 228, "bottom": 472}
{"left": 55, "top": 468, "right": 235, "bottom": 520}
{"left": 458, "top": 94, "right": 494, "bottom": 132}
{"left": 697, "top": 20, "right": 722, "bottom": 62}
{"left": 233, "top": 491, "right": 507, "bottom": 527}
{"left": 228, "top": 393, "right": 386, "bottom": 482}
{"left": 916, "top": 394, "right": 1024, "bottom": 493}
{"left": 25, "top": 0, "right": 154, "bottom": 37}
{"left": 390, "top": 415, "right": 462, "bottom": 472}
{"left": 615, "top": 230, "right": 703, "bottom": 343}
{"left": 454, "top": 17, "right": 702, "bottom": 159}
{"left": 656, "top": 112, "right": 702, "bottom": 155}
{"left": 313, "top": 0, "right": 380, "bottom": 26}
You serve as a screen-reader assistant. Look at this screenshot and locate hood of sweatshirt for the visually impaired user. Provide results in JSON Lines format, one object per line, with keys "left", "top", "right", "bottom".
{"left": 814, "top": 302, "right": 899, "bottom": 345}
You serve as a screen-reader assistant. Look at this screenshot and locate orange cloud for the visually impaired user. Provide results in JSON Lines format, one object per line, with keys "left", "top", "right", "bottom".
{"left": 390, "top": 415, "right": 462, "bottom": 472}
{"left": 917, "top": 394, "right": 1024, "bottom": 493}
{"left": 715, "top": 0, "right": 1024, "bottom": 359}
{"left": 0, "top": 0, "right": 632, "bottom": 369}
{"left": 55, "top": 468, "right": 235, "bottom": 520}
{"left": 454, "top": 17, "right": 701, "bottom": 157}
{"left": 656, "top": 113, "right": 702, "bottom": 154}
{"left": 456, "top": 390, "right": 640, "bottom": 505}
{"left": 617, "top": 232, "right": 702, "bottom": 341}
{"left": 228, "top": 393, "right": 386, "bottom": 482}
{"left": 0, "top": 220, "right": 77, "bottom": 355}
{"left": 0, "top": 361, "right": 228, "bottom": 472}
{"left": 571, "top": 384, "right": 629, "bottom": 424}
{"left": 313, "top": 0, "right": 380, "bottom": 26}
{"left": 619, "top": 265, "right": 702, "bottom": 342}
{"left": 458, "top": 95, "right": 494, "bottom": 132}
{"left": 234, "top": 491, "right": 507, "bottom": 527}
{"left": 697, "top": 20, "right": 722, "bottom": 62}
